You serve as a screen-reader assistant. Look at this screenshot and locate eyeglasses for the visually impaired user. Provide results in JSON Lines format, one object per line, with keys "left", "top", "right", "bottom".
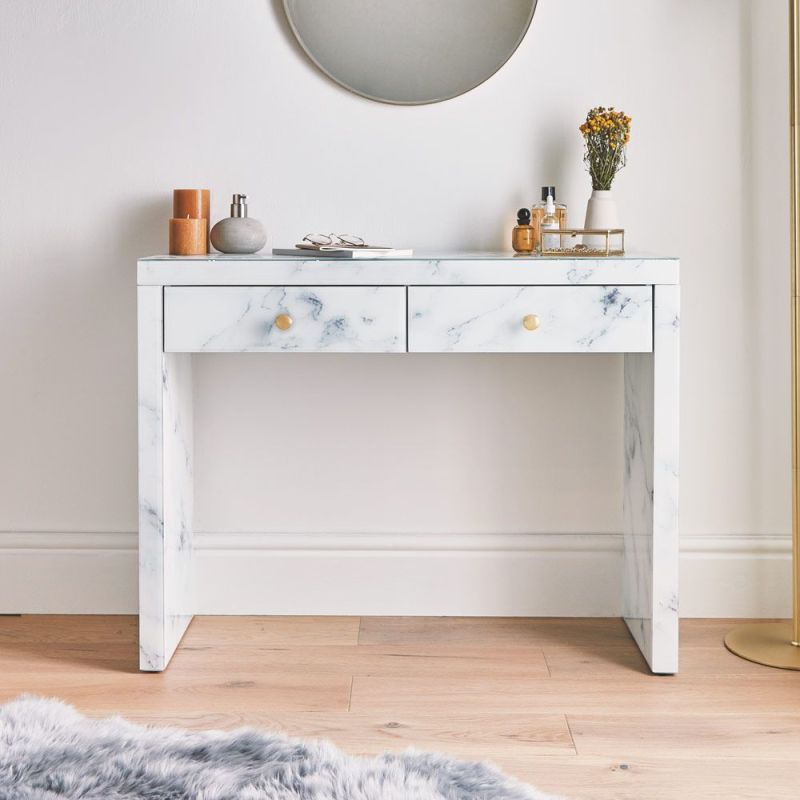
{"left": 302, "top": 233, "right": 367, "bottom": 248}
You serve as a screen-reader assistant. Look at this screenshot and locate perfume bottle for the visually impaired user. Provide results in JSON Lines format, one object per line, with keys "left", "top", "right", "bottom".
{"left": 512, "top": 208, "right": 535, "bottom": 253}
{"left": 210, "top": 194, "right": 267, "bottom": 254}
{"left": 531, "top": 186, "right": 567, "bottom": 249}
{"left": 539, "top": 194, "right": 560, "bottom": 252}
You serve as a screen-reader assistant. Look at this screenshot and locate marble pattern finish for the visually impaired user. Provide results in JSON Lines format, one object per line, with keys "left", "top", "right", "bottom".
{"left": 623, "top": 285, "right": 680, "bottom": 674}
{"left": 137, "top": 253, "right": 679, "bottom": 673}
{"left": 138, "top": 254, "right": 679, "bottom": 288}
{"left": 408, "top": 286, "right": 652, "bottom": 353}
{"left": 138, "top": 287, "right": 194, "bottom": 671}
{"left": 164, "top": 286, "right": 406, "bottom": 353}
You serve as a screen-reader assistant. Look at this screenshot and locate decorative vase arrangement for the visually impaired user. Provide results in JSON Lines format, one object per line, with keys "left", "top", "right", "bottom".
{"left": 579, "top": 106, "right": 632, "bottom": 246}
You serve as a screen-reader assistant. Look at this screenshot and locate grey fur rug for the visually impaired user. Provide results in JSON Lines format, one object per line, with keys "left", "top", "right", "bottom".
{"left": 0, "top": 697, "right": 561, "bottom": 800}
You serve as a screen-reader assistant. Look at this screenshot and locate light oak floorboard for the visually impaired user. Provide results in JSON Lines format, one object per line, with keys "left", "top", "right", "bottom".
{"left": 677, "top": 618, "right": 784, "bottom": 648}
{"left": 0, "top": 615, "right": 137, "bottom": 644}
{"left": 1, "top": 616, "right": 797, "bottom": 799}
{"left": 491, "top": 755, "right": 797, "bottom": 800}
{"left": 170, "top": 643, "right": 550, "bottom": 678}
{"left": 181, "top": 616, "right": 361, "bottom": 646}
{"left": 0, "top": 615, "right": 360, "bottom": 649}
{"left": 350, "top": 670, "right": 800, "bottom": 715}
{"left": 0, "top": 671, "right": 352, "bottom": 714}
{"left": 568, "top": 712, "right": 800, "bottom": 759}
{"left": 117, "top": 710, "right": 575, "bottom": 759}
{"left": 358, "top": 616, "right": 634, "bottom": 647}
{"left": 543, "top": 643, "right": 779, "bottom": 676}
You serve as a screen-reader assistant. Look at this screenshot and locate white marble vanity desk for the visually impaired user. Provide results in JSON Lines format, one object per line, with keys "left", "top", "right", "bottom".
{"left": 137, "top": 252, "right": 679, "bottom": 673}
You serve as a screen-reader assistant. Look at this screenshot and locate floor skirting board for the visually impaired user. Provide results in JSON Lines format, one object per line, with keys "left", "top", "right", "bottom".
{"left": 0, "top": 531, "right": 791, "bottom": 617}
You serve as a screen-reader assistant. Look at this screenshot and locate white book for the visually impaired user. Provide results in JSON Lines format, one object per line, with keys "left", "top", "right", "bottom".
{"left": 273, "top": 245, "right": 414, "bottom": 259}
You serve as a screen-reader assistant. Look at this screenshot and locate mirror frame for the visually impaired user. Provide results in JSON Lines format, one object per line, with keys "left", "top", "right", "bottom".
{"left": 282, "top": 0, "right": 538, "bottom": 106}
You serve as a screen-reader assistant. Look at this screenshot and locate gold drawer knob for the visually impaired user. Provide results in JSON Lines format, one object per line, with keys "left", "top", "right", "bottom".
{"left": 522, "top": 314, "right": 540, "bottom": 331}
{"left": 275, "top": 313, "right": 293, "bottom": 331}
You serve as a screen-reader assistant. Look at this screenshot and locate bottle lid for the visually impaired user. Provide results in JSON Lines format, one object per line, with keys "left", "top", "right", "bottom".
{"left": 541, "top": 186, "right": 557, "bottom": 202}
{"left": 545, "top": 194, "right": 555, "bottom": 214}
{"left": 231, "top": 193, "right": 248, "bottom": 218}
{"left": 517, "top": 208, "right": 531, "bottom": 225}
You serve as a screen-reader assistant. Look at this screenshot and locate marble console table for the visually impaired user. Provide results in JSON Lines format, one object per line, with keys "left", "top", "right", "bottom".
{"left": 137, "top": 252, "right": 679, "bottom": 673}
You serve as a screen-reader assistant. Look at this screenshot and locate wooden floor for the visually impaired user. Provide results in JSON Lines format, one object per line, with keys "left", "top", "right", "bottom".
{"left": 1, "top": 616, "right": 798, "bottom": 799}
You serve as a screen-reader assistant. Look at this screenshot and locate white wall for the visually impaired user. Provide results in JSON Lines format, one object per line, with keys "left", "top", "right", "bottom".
{"left": 0, "top": 0, "right": 792, "bottom": 616}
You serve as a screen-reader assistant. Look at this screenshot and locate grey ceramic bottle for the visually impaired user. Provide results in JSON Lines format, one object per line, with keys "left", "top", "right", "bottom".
{"left": 210, "top": 194, "right": 267, "bottom": 254}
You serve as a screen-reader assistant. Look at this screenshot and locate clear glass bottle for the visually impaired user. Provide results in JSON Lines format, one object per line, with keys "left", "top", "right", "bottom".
{"left": 539, "top": 194, "right": 560, "bottom": 252}
{"left": 531, "top": 186, "right": 567, "bottom": 250}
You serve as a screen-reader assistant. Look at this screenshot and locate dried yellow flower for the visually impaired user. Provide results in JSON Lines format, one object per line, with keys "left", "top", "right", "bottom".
{"left": 580, "top": 105, "right": 631, "bottom": 190}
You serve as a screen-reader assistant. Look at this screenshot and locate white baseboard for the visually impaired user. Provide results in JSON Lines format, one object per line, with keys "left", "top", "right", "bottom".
{"left": 0, "top": 531, "right": 791, "bottom": 617}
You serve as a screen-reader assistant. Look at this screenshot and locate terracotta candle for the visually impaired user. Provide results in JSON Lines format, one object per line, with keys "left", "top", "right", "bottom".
{"left": 169, "top": 216, "right": 207, "bottom": 256}
{"left": 173, "top": 189, "right": 210, "bottom": 251}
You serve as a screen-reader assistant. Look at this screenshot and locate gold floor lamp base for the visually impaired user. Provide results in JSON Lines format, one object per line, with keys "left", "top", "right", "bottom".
{"left": 725, "top": 622, "right": 800, "bottom": 670}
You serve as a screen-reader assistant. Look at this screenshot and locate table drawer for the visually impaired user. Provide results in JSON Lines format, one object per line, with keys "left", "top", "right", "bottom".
{"left": 408, "top": 286, "right": 652, "bottom": 353}
{"left": 164, "top": 286, "right": 406, "bottom": 353}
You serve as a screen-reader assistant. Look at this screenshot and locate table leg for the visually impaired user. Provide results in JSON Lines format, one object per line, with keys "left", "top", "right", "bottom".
{"left": 623, "top": 284, "right": 679, "bottom": 674}
{"left": 138, "top": 286, "right": 194, "bottom": 671}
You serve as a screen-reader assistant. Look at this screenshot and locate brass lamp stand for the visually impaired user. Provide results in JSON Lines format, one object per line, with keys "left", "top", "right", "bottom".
{"left": 724, "top": 0, "right": 800, "bottom": 669}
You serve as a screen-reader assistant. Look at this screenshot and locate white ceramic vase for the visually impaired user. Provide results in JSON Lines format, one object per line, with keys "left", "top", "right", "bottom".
{"left": 583, "top": 189, "right": 620, "bottom": 248}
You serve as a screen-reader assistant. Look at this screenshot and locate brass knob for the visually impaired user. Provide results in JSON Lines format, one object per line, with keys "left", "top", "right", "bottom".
{"left": 522, "top": 314, "right": 540, "bottom": 331}
{"left": 275, "top": 313, "right": 293, "bottom": 331}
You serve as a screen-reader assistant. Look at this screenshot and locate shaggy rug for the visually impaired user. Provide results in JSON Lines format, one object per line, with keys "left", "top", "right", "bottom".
{"left": 0, "top": 697, "right": 562, "bottom": 800}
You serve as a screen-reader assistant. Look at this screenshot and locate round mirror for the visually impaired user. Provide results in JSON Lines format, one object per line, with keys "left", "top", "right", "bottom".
{"left": 283, "top": 0, "right": 537, "bottom": 105}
